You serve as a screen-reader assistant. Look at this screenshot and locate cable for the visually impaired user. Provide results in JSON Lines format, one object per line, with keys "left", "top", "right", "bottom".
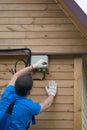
{"left": 0, "top": 48, "right": 47, "bottom": 80}
{"left": 0, "top": 48, "right": 31, "bottom": 67}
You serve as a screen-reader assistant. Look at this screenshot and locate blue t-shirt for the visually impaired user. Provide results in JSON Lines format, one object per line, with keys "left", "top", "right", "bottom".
{"left": 0, "top": 85, "right": 41, "bottom": 130}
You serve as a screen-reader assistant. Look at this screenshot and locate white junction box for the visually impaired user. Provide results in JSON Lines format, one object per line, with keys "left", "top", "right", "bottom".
{"left": 31, "top": 55, "right": 48, "bottom": 70}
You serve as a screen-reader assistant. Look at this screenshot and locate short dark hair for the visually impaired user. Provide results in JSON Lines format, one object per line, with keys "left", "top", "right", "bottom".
{"left": 15, "top": 74, "right": 33, "bottom": 96}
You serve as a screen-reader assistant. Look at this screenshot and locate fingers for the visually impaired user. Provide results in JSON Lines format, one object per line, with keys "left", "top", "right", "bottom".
{"left": 40, "top": 59, "right": 47, "bottom": 65}
{"left": 49, "top": 80, "right": 57, "bottom": 88}
{"left": 45, "top": 80, "right": 57, "bottom": 96}
{"left": 35, "top": 59, "right": 47, "bottom": 69}
{"left": 49, "top": 81, "right": 51, "bottom": 87}
{"left": 49, "top": 80, "right": 54, "bottom": 87}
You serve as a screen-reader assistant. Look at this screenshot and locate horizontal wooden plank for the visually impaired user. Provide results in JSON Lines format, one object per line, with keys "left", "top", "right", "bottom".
{"left": 48, "top": 64, "right": 74, "bottom": 71}
{"left": 0, "top": 39, "right": 87, "bottom": 46}
{"left": 0, "top": 85, "right": 74, "bottom": 104}
{"left": 0, "top": 64, "right": 25, "bottom": 72}
{"left": 46, "top": 104, "right": 73, "bottom": 112}
{"left": 0, "top": 32, "right": 26, "bottom": 38}
{"left": 0, "top": 64, "right": 74, "bottom": 72}
{"left": 0, "top": 10, "right": 66, "bottom": 18}
{"left": 21, "top": 95, "right": 71, "bottom": 110}
{"left": 57, "top": 88, "right": 74, "bottom": 96}
{"left": 46, "top": 72, "right": 74, "bottom": 80}
{"left": 26, "top": 31, "right": 84, "bottom": 38}
{"left": 0, "top": 46, "right": 87, "bottom": 54}
{"left": 0, "top": 31, "right": 83, "bottom": 39}
{"left": 0, "top": 56, "right": 74, "bottom": 65}
{"left": 37, "top": 111, "right": 73, "bottom": 120}
{"left": 0, "top": 18, "right": 71, "bottom": 24}
{"left": 35, "top": 18, "right": 72, "bottom": 24}
{"left": 0, "top": 72, "right": 12, "bottom": 80}
{"left": 0, "top": 18, "right": 34, "bottom": 24}
{"left": 0, "top": 79, "right": 74, "bottom": 88}
{"left": 0, "top": 24, "right": 77, "bottom": 32}
{"left": 0, "top": 80, "right": 74, "bottom": 95}
{"left": 49, "top": 56, "right": 74, "bottom": 64}
{"left": 47, "top": 4, "right": 61, "bottom": 11}
{"left": 0, "top": 4, "right": 59, "bottom": 11}
{"left": 0, "top": 72, "right": 74, "bottom": 80}
{"left": 0, "top": 0, "right": 55, "bottom": 4}
{"left": 30, "top": 120, "right": 73, "bottom": 129}
{"left": 0, "top": 4, "right": 46, "bottom": 11}
{"left": 32, "top": 72, "right": 74, "bottom": 80}
{"left": 19, "top": 46, "right": 87, "bottom": 54}
{"left": 0, "top": 85, "right": 74, "bottom": 103}
{"left": 0, "top": 56, "right": 26, "bottom": 64}
{"left": 33, "top": 80, "right": 74, "bottom": 88}
{"left": 31, "top": 87, "right": 74, "bottom": 95}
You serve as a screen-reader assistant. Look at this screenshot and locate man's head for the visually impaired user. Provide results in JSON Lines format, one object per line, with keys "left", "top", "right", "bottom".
{"left": 15, "top": 74, "right": 33, "bottom": 96}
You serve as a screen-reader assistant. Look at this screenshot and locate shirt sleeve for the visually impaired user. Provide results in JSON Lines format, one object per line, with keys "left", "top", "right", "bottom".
{"left": 1, "top": 85, "right": 16, "bottom": 101}
{"left": 31, "top": 102, "right": 41, "bottom": 115}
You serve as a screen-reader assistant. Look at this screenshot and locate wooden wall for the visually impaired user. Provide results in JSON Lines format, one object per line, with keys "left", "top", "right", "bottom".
{"left": 0, "top": 0, "right": 86, "bottom": 130}
{"left": 0, "top": 55, "right": 74, "bottom": 130}
{"left": 57, "top": 0, "right": 87, "bottom": 38}
{"left": 0, "top": 0, "right": 87, "bottom": 54}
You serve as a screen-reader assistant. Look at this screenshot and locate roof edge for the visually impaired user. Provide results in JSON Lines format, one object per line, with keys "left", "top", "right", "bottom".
{"left": 54, "top": 0, "right": 87, "bottom": 39}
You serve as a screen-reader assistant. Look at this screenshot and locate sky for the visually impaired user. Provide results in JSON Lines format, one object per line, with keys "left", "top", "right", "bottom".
{"left": 74, "top": 0, "right": 87, "bottom": 15}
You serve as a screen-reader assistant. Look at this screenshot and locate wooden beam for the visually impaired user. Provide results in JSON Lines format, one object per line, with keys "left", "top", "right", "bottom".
{"left": 0, "top": 48, "right": 87, "bottom": 56}
{"left": 74, "top": 57, "right": 82, "bottom": 130}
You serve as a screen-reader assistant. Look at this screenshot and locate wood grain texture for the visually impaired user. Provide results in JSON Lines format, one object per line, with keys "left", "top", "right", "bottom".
{"left": 0, "top": 0, "right": 86, "bottom": 54}
{"left": 0, "top": 55, "right": 74, "bottom": 130}
{"left": 74, "top": 57, "right": 82, "bottom": 130}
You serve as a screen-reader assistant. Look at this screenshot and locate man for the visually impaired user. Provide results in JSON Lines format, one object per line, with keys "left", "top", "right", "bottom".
{"left": 0, "top": 59, "right": 57, "bottom": 130}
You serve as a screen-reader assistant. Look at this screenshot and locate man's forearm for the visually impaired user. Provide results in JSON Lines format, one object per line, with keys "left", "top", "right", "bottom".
{"left": 9, "top": 59, "right": 47, "bottom": 86}
{"left": 9, "top": 65, "right": 33, "bottom": 85}
{"left": 40, "top": 95, "right": 54, "bottom": 112}
{"left": 13, "top": 65, "right": 33, "bottom": 78}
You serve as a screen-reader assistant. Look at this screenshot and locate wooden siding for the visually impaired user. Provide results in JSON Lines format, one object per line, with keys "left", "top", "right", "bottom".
{"left": 0, "top": 0, "right": 87, "bottom": 54}
{"left": 0, "top": 55, "right": 74, "bottom": 130}
{"left": 57, "top": 0, "right": 87, "bottom": 38}
{"left": 0, "top": 0, "right": 86, "bottom": 129}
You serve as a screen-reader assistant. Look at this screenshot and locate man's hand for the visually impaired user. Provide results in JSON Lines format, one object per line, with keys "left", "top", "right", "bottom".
{"left": 32, "top": 59, "right": 47, "bottom": 69}
{"left": 45, "top": 80, "right": 57, "bottom": 96}
{"left": 40, "top": 80, "right": 57, "bottom": 112}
